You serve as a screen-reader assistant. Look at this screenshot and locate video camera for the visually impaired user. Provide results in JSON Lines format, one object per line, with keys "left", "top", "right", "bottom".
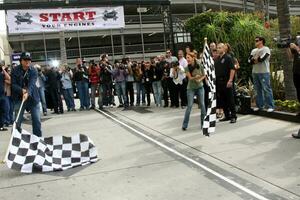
{"left": 274, "top": 32, "right": 300, "bottom": 48}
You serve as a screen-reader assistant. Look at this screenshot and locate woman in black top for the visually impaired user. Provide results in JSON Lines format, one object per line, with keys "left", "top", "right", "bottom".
{"left": 142, "top": 61, "right": 153, "bottom": 106}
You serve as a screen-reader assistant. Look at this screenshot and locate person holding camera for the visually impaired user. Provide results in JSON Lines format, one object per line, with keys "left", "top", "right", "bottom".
{"left": 170, "top": 61, "right": 187, "bottom": 108}
{"left": 45, "top": 65, "right": 64, "bottom": 114}
{"left": 60, "top": 64, "right": 76, "bottom": 112}
{"left": 11, "top": 52, "right": 42, "bottom": 136}
{"left": 99, "top": 56, "right": 114, "bottom": 109}
{"left": 74, "top": 58, "right": 90, "bottom": 110}
{"left": 88, "top": 60, "right": 100, "bottom": 109}
{"left": 289, "top": 43, "right": 300, "bottom": 102}
{"left": 3, "top": 65, "right": 13, "bottom": 127}
{"left": 112, "top": 60, "right": 128, "bottom": 109}
{"left": 249, "top": 36, "right": 274, "bottom": 112}
{"left": 34, "top": 64, "right": 47, "bottom": 116}
{"left": 142, "top": 60, "right": 153, "bottom": 107}
{"left": 287, "top": 42, "right": 300, "bottom": 139}
{"left": 123, "top": 58, "right": 135, "bottom": 107}
{"left": 0, "top": 60, "right": 11, "bottom": 131}
{"left": 133, "top": 62, "right": 146, "bottom": 106}
{"left": 151, "top": 57, "right": 163, "bottom": 107}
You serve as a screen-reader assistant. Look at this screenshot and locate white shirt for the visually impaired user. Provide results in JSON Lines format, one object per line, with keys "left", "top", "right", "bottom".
{"left": 179, "top": 57, "right": 188, "bottom": 68}
{"left": 170, "top": 65, "right": 186, "bottom": 85}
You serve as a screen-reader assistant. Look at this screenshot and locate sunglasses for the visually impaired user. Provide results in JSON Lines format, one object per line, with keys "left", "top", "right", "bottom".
{"left": 255, "top": 39, "right": 260, "bottom": 42}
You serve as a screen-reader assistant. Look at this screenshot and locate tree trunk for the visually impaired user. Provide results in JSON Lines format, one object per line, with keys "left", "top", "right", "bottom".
{"left": 254, "top": 0, "right": 265, "bottom": 12}
{"left": 276, "top": 0, "right": 297, "bottom": 100}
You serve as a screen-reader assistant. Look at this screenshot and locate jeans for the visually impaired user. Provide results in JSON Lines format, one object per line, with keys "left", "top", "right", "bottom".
{"left": 182, "top": 87, "right": 206, "bottom": 129}
{"left": 63, "top": 88, "right": 75, "bottom": 109}
{"left": 115, "top": 81, "right": 128, "bottom": 106}
{"left": 14, "top": 101, "right": 42, "bottom": 137}
{"left": 152, "top": 80, "right": 162, "bottom": 105}
{"left": 252, "top": 73, "right": 275, "bottom": 109}
{"left": 126, "top": 81, "right": 134, "bottom": 106}
{"left": 0, "top": 97, "right": 5, "bottom": 127}
{"left": 90, "top": 84, "right": 98, "bottom": 107}
{"left": 38, "top": 87, "right": 47, "bottom": 113}
{"left": 3, "top": 96, "right": 13, "bottom": 125}
{"left": 135, "top": 82, "right": 145, "bottom": 105}
{"left": 76, "top": 81, "right": 90, "bottom": 109}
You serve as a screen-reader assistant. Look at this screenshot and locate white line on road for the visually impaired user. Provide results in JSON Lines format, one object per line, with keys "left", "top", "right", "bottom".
{"left": 96, "top": 109, "right": 270, "bottom": 200}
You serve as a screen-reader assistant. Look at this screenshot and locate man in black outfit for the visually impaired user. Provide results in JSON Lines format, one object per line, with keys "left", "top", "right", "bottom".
{"left": 215, "top": 43, "right": 237, "bottom": 123}
{"left": 45, "top": 67, "right": 63, "bottom": 114}
{"left": 288, "top": 43, "right": 300, "bottom": 138}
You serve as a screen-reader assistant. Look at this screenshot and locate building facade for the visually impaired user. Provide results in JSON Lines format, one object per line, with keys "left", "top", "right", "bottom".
{"left": 1, "top": 0, "right": 300, "bottom": 65}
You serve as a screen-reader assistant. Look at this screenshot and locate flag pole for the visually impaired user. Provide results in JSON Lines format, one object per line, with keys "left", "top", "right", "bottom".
{"left": 1, "top": 100, "right": 26, "bottom": 164}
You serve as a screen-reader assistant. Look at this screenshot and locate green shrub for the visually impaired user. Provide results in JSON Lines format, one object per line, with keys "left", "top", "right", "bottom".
{"left": 275, "top": 100, "right": 300, "bottom": 113}
{"left": 185, "top": 11, "right": 273, "bottom": 81}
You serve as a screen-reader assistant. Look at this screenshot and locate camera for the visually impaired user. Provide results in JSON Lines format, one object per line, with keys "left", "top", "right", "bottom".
{"left": 274, "top": 33, "right": 300, "bottom": 48}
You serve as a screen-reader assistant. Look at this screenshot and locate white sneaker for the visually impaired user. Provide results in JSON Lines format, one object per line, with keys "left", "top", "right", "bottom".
{"left": 253, "top": 108, "right": 260, "bottom": 111}
{"left": 267, "top": 108, "right": 274, "bottom": 112}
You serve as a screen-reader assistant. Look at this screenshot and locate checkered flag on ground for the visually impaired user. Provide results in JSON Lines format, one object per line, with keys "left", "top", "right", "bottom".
{"left": 202, "top": 41, "right": 217, "bottom": 136}
{"left": 5, "top": 123, "right": 98, "bottom": 173}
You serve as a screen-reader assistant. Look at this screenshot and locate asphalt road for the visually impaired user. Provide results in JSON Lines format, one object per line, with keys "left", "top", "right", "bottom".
{"left": 0, "top": 104, "right": 299, "bottom": 200}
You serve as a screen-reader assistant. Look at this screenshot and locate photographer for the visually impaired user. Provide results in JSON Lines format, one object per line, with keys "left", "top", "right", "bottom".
{"left": 142, "top": 60, "right": 153, "bottom": 106}
{"left": 133, "top": 62, "right": 146, "bottom": 106}
{"left": 0, "top": 60, "right": 11, "bottom": 131}
{"left": 287, "top": 42, "right": 300, "bottom": 139}
{"left": 151, "top": 57, "right": 163, "bottom": 107}
{"left": 99, "top": 54, "right": 114, "bottom": 108}
{"left": 34, "top": 64, "right": 47, "bottom": 116}
{"left": 123, "top": 58, "right": 135, "bottom": 107}
{"left": 60, "top": 64, "right": 76, "bottom": 112}
{"left": 74, "top": 58, "right": 90, "bottom": 110}
{"left": 112, "top": 60, "right": 128, "bottom": 109}
{"left": 88, "top": 60, "right": 100, "bottom": 109}
{"left": 289, "top": 43, "right": 300, "bottom": 102}
{"left": 170, "top": 61, "right": 186, "bottom": 108}
{"left": 45, "top": 65, "right": 64, "bottom": 114}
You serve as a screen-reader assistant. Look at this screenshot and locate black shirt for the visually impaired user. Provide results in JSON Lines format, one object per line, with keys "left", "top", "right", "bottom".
{"left": 151, "top": 63, "right": 163, "bottom": 81}
{"left": 74, "top": 65, "right": 89, "bottom": 82}
{"left": 215, "top": 53, "right": 235, "bottom": 81}
{"left": 142, "top": 68, "right": 153, "bottom": 83}
{"left": 291, "top": 48, "right": 300, "bottom": 75}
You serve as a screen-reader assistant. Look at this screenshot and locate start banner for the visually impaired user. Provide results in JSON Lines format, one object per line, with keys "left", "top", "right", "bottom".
{"left": 6, "top": 6, "right": 125, "bottom": 34}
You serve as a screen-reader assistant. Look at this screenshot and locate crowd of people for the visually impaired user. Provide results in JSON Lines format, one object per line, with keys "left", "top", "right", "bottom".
{"left": 0, "top": 36, "right": 280, "bottom": 134}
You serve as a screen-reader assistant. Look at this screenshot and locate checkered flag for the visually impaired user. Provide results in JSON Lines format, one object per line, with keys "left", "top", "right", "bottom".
{"left": 5, "top": 123, "right": 98, "bottom": 173}
{"left": 202, "top": 41, "right": 217, "bottom": 136}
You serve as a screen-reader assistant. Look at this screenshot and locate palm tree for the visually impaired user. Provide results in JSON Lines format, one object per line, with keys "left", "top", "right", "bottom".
{"left": 276, "top": 0, "right": 297, "bottom": 100}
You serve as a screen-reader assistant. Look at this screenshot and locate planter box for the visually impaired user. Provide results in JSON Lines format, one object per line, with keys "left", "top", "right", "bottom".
{"left": 251, "top": 109, "right": 300, "bottom": 123}
{"left": 236, "top": 95, "right": 252, "bottom": 114}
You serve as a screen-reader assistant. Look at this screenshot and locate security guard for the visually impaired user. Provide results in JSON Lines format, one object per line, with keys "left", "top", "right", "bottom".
{"left": 11, "top": 52, "right": 42, "bottom": 137}
{"left": 215, "top": 43, "right": 237, "bottom": 123}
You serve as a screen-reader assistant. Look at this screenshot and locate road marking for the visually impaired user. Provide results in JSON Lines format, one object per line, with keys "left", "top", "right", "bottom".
{"left": 96, "top": 109, "right": 270, "bottom": 200}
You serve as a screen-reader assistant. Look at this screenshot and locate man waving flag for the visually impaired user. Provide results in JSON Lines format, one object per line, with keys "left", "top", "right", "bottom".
{"left": 202, "top": 39, "right": 217, "bottom": 137}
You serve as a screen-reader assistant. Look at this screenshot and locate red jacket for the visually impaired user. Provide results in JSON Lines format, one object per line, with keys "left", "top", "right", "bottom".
{"left": 89, "top": 66, "right": 100, "bottom": 85}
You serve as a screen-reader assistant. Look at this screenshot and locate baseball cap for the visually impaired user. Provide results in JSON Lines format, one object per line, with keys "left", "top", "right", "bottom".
{"left": 20, "top": 52, "right": 32, "bottom": 61}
